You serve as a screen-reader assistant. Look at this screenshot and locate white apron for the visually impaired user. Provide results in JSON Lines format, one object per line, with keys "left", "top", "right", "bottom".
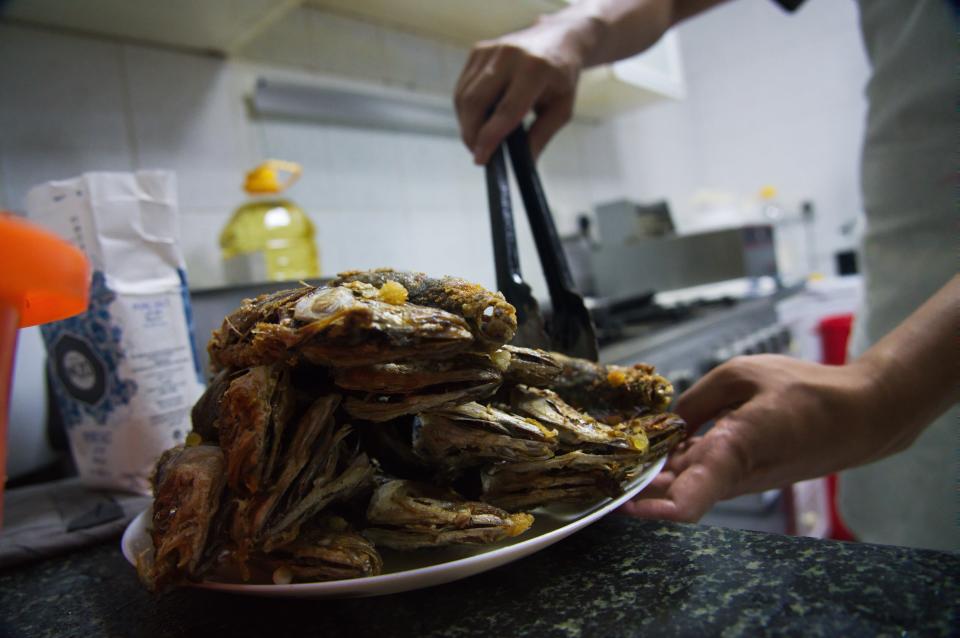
{"left": 839, "top": 0, "right": 958, "bottom": 552}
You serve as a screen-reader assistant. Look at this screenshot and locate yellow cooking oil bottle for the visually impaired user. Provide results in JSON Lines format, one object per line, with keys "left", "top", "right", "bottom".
{"left": 220, "top": 160, "right": 319, "bottom": 283}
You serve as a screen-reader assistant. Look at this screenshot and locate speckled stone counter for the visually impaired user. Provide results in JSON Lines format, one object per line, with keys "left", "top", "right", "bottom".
{"left": 1, "top": 516, "right": 956, "bottom": 637}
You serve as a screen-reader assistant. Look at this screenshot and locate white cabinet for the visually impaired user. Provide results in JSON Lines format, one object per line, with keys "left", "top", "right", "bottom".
{"left": 0, "top": 0, "right": 299, "bottom": 53}
{"left": 1, "top": 0, "right": 561, "bottom": 52}
{"left": 303, "top": 0, "right": 563, "bottom": 45}
{"left": 576, "top": 31, "right": 685, "bottom": 118}
{"left": 299, "top": 0, "right": 686, "bottom": 117}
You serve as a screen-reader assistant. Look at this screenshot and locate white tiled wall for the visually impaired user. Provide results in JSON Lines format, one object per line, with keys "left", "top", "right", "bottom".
{"left": 0, "top": 15, "right": 612, "bottom": 296}
{"left": 0, "top": 25, "right": 135, "bottom": 211}
{"left": 610, "top": 0, "right": 870, "bottom": 274}
{"left": 123, "top": 46, "right": 254, "bottom": 212}
{"left": 256, "top": 115, "right": 599, "bottom": 295}
{"left": 0, "top": 0, "right": 870, "bottom": 292}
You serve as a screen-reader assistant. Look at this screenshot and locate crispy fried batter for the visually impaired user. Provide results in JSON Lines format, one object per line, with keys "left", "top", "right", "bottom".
{"left": 209, "top": 284, "right": 475, "bottom": 370}
{"left": 208, "top": 287, "right": 314, "bottom": 370}
{"left": 333, "top": 268, "right": 517, "bottom": 350}
{"left": 254, "top": 521, "right": 382, "bottom": 582}
{"left": 141, "top": 268, "right": 688, "bottom": 589}
{"left": 548, "top": 351, "right": 675, "bottom": 419}
{"left": 363, "top": 479, "right": 533, "bottom": 550}
{"left": 138, "top": 445, "right": 226, "bottom": 591}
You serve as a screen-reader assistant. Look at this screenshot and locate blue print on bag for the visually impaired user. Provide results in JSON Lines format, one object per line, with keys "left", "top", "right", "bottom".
{"left": 178, "top": 268, "right": 204, "bottom": 383}
{"left": 40, "top": 271, "right": 138, "bottom": 427}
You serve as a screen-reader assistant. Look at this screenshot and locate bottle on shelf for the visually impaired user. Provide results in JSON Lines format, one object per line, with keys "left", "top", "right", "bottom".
{"left": 757, "top": 185, "right": 806, "bottom": 287}
{"left": 220, "top": 160, "right": 319, "bottom": 284}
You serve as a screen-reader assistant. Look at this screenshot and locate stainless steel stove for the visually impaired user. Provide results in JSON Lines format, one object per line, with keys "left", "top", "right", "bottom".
{"left": 600, "top": 294, "right": 789, "bottom": 384}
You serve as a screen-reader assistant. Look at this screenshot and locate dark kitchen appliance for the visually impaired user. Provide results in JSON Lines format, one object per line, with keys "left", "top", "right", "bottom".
{"left": 600, "top": 294, "right": 790, "bottom": 394}
{"left": 596, "top": 199, "right": 675, "bottom": 242}
{"left": 589, "top": 224, "right": 778, "bottom": 301}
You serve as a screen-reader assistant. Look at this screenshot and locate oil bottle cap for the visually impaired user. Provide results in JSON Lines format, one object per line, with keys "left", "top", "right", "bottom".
{"left": 759, "top": 185, "right": 778, "bottom": 200}
{"left": 244, "top": 160, "right": 302, "bottom": 194}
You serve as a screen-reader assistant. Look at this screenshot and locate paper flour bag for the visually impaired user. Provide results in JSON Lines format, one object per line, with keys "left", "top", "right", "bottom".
{"left": 26, "top": 171, "right": 204, "bottom": 494}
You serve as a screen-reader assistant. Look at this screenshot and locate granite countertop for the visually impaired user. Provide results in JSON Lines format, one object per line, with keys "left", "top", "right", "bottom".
{"left": 0, "top": 516, "right": 956, "bottom": 637}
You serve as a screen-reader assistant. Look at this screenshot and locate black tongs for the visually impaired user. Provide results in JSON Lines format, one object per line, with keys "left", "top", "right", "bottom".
{"left": 485, "top": 125, "right": 599, "bottom": 361}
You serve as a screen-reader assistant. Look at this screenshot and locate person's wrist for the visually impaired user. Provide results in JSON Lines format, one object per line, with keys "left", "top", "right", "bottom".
{"left": 533, "top": 10, "right": 600, "bottom": 71}
{"left": 565, "top": 13, "right": 606, "bottom": 68}
{"left": 844, "top": 350, "right": 915, "bottom": 458}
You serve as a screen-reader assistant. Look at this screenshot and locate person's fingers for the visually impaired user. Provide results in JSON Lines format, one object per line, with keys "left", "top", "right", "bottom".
{"left": 622, "top": 440, "right": 699, "bottom": 513}
{"left": 453, "top": 47, "right": 494, "bottom": 144}
{"left": 471, "top": 73, "right": 549, "bottom": 164}
{"left": 623, "top": 424, "right": 748, "bottom": 522}
{"left": 674, "top": 357, "right": 756, "bottom": 434}
{"left": 620, "top": 495, "right": 683, "bottom": 520}
{"left": 453, "top": 47, "right": 484, "bottom": 98}
{"left": 527, "top": 93, "right": 574, "bottom": 159}
{"left": 636, "top": 469, "right": 675, "bottom": 500}
{"left": 615, "top": 475, "right": 671, "bottom": 514}
{"left": 454, "top": 56, "right": 511, "bottom": 153}
{"left": 623, "top": 438, "right": 702, "bottom": 512}
{"left": 663, "top": 436, "right": 701, "bottom": 474}
{"left": 622, "top": 465, "right": 721, "bottom": 522}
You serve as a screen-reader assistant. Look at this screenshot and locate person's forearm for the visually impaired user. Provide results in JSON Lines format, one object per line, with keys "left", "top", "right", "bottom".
{"left": 540, "top": 0, "right": 731, "bottom": 68}
{"left": 851, "top": 275, "right": 960, "bottom": 456}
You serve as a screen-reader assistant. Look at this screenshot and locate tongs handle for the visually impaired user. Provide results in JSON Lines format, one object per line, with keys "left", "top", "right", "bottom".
{"left": 505, "top": 125, "right": 599, "bottom": 361}
{"left": 485, "top": 145, "right": 522, "bottom": 303}
{"left": 485, "top": 145, "right": 550, "bottom": 349}
{"left": 504, "top": 127, "right": 577, "bottom": 302}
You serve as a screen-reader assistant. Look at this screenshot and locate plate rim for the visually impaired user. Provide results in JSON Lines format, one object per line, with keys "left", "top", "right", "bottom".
{"left": 121, "top": 454, "right": 666, "bottom": 596}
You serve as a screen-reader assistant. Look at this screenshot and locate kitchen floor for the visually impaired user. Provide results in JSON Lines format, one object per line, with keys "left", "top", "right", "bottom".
{"left": 702, "top": 491, "right": 790, "bottom": 535}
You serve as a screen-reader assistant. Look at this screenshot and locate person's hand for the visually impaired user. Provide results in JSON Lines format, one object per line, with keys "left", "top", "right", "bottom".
{"left": 620, "top": 354, "right": 913, "bottom": 523}
{"left": 454, "top": 15, "right": 597, "bottom": 165}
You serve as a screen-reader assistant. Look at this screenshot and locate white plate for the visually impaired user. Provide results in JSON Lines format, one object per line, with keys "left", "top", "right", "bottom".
{"left": 121, "top": 455, "right": 665, "bottom": 598}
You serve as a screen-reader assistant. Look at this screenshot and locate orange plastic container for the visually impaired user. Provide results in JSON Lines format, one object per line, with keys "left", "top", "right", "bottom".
{"left": 0, "top": 213, "right": 89, "bottom": 526}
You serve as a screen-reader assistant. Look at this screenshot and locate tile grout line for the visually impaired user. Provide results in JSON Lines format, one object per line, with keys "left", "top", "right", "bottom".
{"left": 117, "top": 45, "right": 141, "bottom": 169}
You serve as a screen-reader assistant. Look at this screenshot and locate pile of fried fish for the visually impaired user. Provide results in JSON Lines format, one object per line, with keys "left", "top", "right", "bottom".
{"left": 137, "top": 269, "right": 686, "bottom": 591}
